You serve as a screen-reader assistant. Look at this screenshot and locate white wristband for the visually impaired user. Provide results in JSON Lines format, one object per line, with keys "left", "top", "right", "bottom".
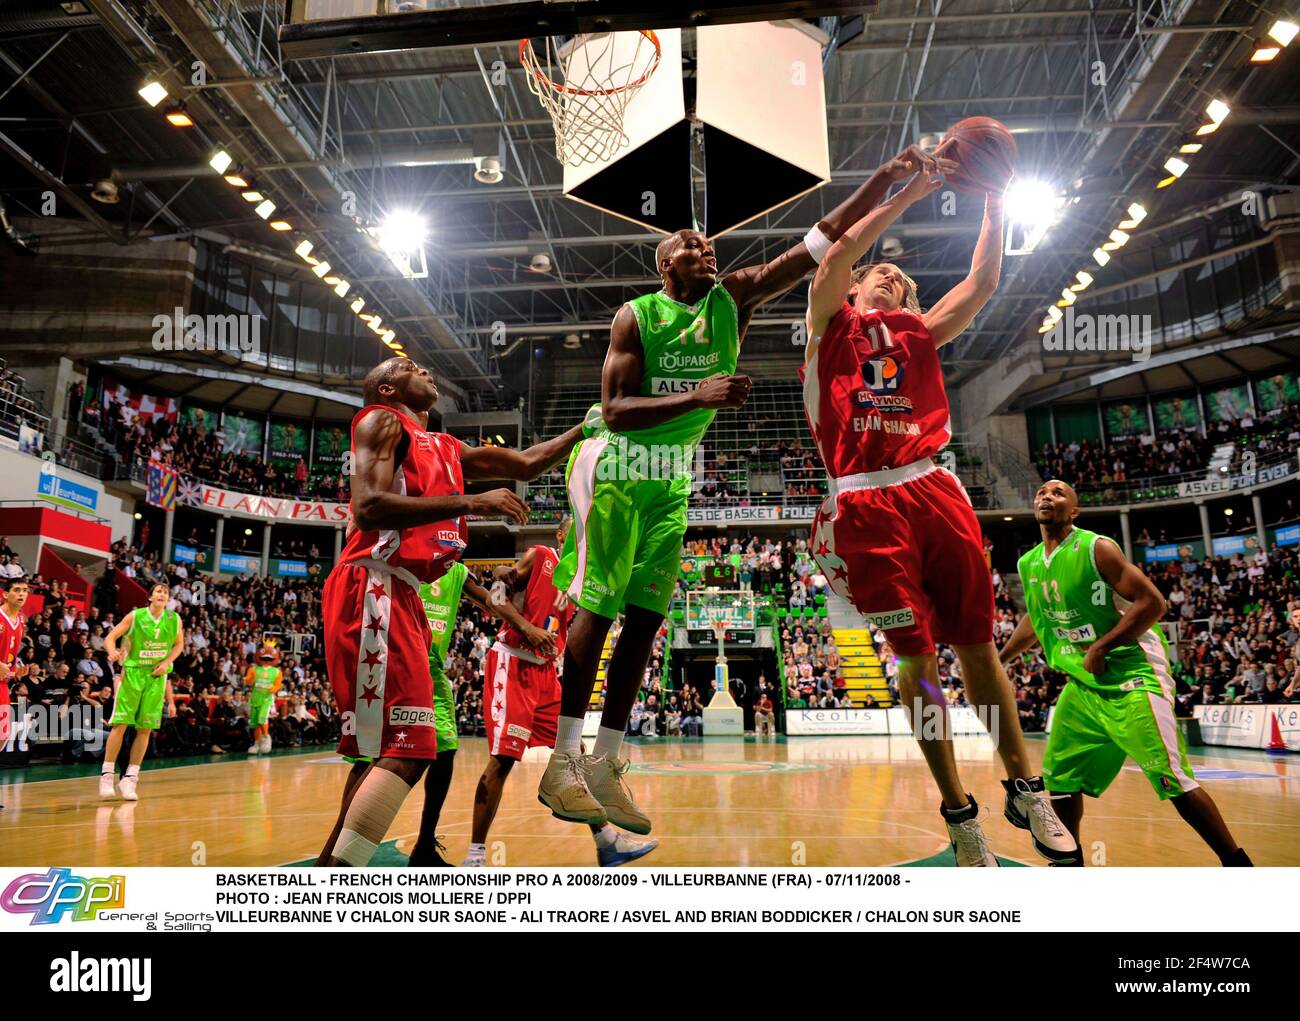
{"left": 803, "top": 223, "right": 834, "bottom": 264}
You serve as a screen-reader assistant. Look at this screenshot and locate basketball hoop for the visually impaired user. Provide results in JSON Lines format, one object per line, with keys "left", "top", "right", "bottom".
{"left": 520, "top": 30, "right": 661, "bottom": 166}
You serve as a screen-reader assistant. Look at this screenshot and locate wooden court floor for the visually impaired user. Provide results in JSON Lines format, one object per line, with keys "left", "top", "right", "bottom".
{"left": 2, "top": 736, "right": 1297, "bottom": 867}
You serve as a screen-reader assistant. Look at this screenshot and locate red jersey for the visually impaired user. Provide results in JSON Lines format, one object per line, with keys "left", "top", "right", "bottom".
{"left": 800, "top": 303, "right": 952, "bottom": 476}
{"left": 336, "top": 405, "right": 468, "bottom": 584}
{"left": 0, "top": 606, "right": 24, "bottom": 676}
{"left": 498, "top": 546, "right": 572, "bottom": 657}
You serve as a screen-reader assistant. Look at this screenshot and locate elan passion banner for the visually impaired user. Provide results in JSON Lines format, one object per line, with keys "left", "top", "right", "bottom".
{"left": 178, "top": 477, "right": 349, "bottom": 524}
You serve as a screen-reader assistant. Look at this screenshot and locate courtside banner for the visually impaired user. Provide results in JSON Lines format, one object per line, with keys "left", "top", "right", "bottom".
{"left": 0, "top": 867, "right": 1284, "bottom": 933}
{"left": 787, "top": 707, "right": 992, "bottom": 736}
{"left": 1194, "top": 705, "right": 1269, "bottom": 749}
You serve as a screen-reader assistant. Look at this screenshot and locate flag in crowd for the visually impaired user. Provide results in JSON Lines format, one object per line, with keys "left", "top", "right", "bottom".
{"left": 146, "top": 460, "right": 177, "bottom": 510}
{"left": 102, "top": 380, "right": 180, "bottom": 424}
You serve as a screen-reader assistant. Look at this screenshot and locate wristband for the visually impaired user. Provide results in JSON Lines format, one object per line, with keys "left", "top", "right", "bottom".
{"left": 803, "top": 223, "right": 834, "bottom": 264}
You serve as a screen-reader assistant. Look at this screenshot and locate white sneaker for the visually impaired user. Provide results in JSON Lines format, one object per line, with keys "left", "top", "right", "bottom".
{"left": 942, "top": 796, "right": 998, "bottom": 867}
{"left": 461, "top": 852, "right": 486, "bottom": 867}
{"left": 98, "top": 773, "right": 116, "bottom": 799}
{"left": 248, "top": 742, "right": 260, "bottom": 755}
{"left": 260, "top": 735, "right": 272, "bottom": 753}
{"left": 118, "top": 775, "right": 139, "bottom": 802}
{"left": 1003, "top": 777, "right": 1079, "bottom": 864}
{"left": 597, "top": 832, "right": 659, "bottom": 867}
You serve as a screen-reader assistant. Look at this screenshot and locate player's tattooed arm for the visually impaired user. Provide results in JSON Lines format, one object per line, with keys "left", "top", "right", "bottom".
{"left": 459, "top": 423, "right": 584, "bottom": 483}
{"left": 351, "top": 407, "right": 507, "bottom": 529}
{"left": 602, "top": 304, "right": 750, "bottom": 431}
{"left": 998, "top": 612, "right": 1041, "bottom": 666}
{"left": 922, "top": 192, "right": 1004, "bottom": 348}
{"left": 1083, "top": 538, "right": 1169, "bottom": 677}
{"left": 725, "top": 144, "right": 956, "bottom": 314}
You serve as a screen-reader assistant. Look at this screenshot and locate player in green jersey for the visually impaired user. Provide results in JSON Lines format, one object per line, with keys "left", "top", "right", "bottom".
{"left": 541, "top": 144, "right": 954, "bottom": 834}
{"left": 244, "top": 643, "right": 283, "bottom": 755}
{"left": 1001, "top": 480, "right": 1251, "bottom": 865}
{"left": 101, "top": 583, "right": 182, "bottom": 801}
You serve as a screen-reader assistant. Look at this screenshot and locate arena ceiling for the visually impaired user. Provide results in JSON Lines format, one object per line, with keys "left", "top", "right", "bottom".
{"left": 1, "top": 0, "right": 1299, "bottom": 412}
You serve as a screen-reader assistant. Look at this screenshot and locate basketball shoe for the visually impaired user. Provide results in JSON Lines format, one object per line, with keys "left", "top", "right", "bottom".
{"left": 942, "top": 796, "right": 998, "bottom": 866}
{"left": 597, "top": 832, "right": 658, "bottom": 867}
{"left": 538, "top": 751, "right": 607, "bottom": 825}
{"left": 98, "top": 772, "right": 116, "bottom": 798}
{"left": 583, "top": 754, "right": 651, "bottom": 834}
{"left": 118, "top": 775, "right": 139, "bottom": 802}
{"left": 1002, "top": 777, "right": 1079, "bottom": 864}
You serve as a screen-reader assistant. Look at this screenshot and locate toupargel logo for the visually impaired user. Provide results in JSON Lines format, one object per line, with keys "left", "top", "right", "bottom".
{"left": 1, "top": 868, "right": 126, "bottom": 924}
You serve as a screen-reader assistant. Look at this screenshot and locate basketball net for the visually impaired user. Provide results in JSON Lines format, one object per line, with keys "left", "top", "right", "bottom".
{"left": 707, "top": 610, "right": 738, "bottom": 709}
{"left": 520, "top": 30, "right": 661, "bottom": 166}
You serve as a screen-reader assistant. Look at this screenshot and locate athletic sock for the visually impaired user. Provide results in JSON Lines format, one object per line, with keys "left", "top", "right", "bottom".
{"left": 101, "top": 764, "right": 115, "bottom": 776}
{"left": 593, "top": 824, "right": 618, "bottom": 849}
{"left": 555, "top": 716, "right": 584, "bottom": 755}
{"left": 593, "top": 726, "right": 624, "bottom": 761}
{"left": 465, "top": 842, "right": 486, "bottom": 859}
{"left": 124, "top": 765, "right": 141, "bottom": 779}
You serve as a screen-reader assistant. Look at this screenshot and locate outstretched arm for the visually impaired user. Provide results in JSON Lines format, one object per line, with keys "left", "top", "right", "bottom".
{"left": 459, "top": 422, "right": 584, "bottom": 483}
{"left": 998, "top": 612, "right": 1041, "bottom": 665}
{"left": 726, "top": 145, "right": 955, "bottom": 314}
{"left": 351, "top": 408, "right": 526, "bottom": 530}
{"left": 601, "top": 304, "right": 750, "bottom": 433}
{"left": 805, "top": 171, "right": 943, "bottom": 356}
{"left": 922, "top": 193, "right": 1004, "bottom": 348}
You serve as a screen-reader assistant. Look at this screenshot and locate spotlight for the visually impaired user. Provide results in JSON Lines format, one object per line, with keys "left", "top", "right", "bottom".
{"left": 350, "top": 297, "right": 365, "bottom": 313}
{"left": 1071, "top": 270, "right": 1094, "bottom": 292}
{"left": 165, "top": 105, "right": 193, "bottom": 127}
{"left": 1156, "top": 176, "right": 1178, "bottom": 189}
{"left": 294, "top": 239, "right": 314, "bottom": 259}
{"left": 241, "top": 190, "right": 265, "bottom": 203}
{"left": 1002, "top": 179, "right": 1063, "bottom": 255}
{"left": 1267, "top": 19, "right": 1298, "bottom": 46}
{"left": 1047, "top": 305, "right": 1062, "bottom": 323}
{"left": 224, "top": 170, "right": 251, "bottom": 188}
{"left": 1177, "top": 143, "right": 1202, "bottom": 154}
{"left": 1163, "top": 157, "right": 1189, "bottom": 178}
{"left": 1059, "top": 288, "right": 1076, "bottom": 306}
{"left": 138, "top": 81, "right": 168, "bottom": 107}
{"left": 1105, "top": 228, "right": 1130, "bottom": 249}
{"left": 269, "top": 221, "right": 291, "bottom": 231}
{"left": 1117, "top": 202, "right": 1147, "bottom": 229}
{"left": 1092, "top": 248, "right": 1111, "bottom": 266}
{"left": 1195, "top": 123, "right": 1219, "bottom": 136}
{"left": 254, "top": 199, "right": 276, "bottom": 220}
{"left": 312, "top": 261, "right": 331, "bottom": 278}
{"left": 1205, "top": 100, "right": 1230, "bottom": 125}
{"left": 377, "top": 212, "right": 427, "bottom": 253}
{"left": 208, "top": 149, "right": 233, "bottom": 175}
{"left": 323, "top": 275, "right": 340, "bottom": 285}
{"left": 1251, "top": 46, "right": 1281, "bottom": 62}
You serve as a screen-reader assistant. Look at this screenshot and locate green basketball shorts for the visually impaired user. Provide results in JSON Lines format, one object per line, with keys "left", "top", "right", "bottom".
{"left": 552, "top": 435, "right": 689, "bottom": 620}
{"left": 1043, "top": 681, "right": 1198, "bottom": 800}
{"left": 110, "top": 665, "right": 167, "bottom": 731}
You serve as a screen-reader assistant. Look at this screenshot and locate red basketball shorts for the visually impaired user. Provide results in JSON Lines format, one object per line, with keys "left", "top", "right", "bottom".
{"left": 484, "top": 642, "right": 560, "bottom": 760}
{"left": 323, "top": 563, "right": 437, "bottom": 760}
{"left": 0, "top": 680, "right": 10, "bottom": 746}
{"left": 810, "top": 461, "right": 995, "bottom": 657}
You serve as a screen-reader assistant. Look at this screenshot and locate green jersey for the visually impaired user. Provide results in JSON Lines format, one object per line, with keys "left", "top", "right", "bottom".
{"left": 123, "top": 606, "right": 180, "bottom": 672}
{"left": 1017, "top": 527, "right": 1170, "bottom": 695}
{"left": 619, "top": 283, "right": 740, "bottom": 458}
{"left": 419, "top": 561, "right": 469, "bottom": 665}
{"left": 249, "top": 664, "right": 280, "bottom": 701}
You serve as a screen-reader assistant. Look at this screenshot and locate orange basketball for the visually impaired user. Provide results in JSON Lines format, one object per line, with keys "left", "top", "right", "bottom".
{"left": 939, "top": 116, "right": 1017, "bottom": 194}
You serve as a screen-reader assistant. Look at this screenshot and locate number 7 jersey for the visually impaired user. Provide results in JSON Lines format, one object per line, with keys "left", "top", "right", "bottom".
{"left": 801, "top": 303, "right": 952, "bottom": 475}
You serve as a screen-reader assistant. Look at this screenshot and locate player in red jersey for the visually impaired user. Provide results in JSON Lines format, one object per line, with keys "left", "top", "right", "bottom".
{"left": 0, "top": 577, "right": 30, "bottom": 809}
{"left": 803, "top": 166, "right": 1078, "bottom": 866}
{"left": 464, "top": 517, "right": 658, "bottom": 868}
{"left": 318, "top": 357, "right": 586, "bottom": 867}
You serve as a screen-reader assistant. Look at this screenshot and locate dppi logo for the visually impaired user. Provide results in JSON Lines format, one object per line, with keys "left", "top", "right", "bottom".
{"left": 861, "top": 356, "right": 902, "bottom": 393}
{"left": 1, "top": 868, "right": 126, "bottom": 924}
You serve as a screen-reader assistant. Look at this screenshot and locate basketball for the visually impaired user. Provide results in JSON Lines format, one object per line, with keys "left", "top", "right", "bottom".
{"left": 939, "top": 116, "right": 1017, "bottom": 194}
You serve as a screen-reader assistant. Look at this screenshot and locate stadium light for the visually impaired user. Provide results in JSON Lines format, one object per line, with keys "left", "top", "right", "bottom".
{"left": 269, "top": 221, "right": 291, "bottom": 232}
{"left": 334, "top": 279, "right": 350, "bottom": 297}
{"left": 312, "top": 261, "right": 331, "bottom": 278}
{"left": 1205, "top": 99, "right": 1230, "bottom": 125}
{"left": 1117, "top": 202, "right": 1147, "bottom": 230}
{"left": 138, "top": 80, "right": 168, "bottom": 107}
{"left": 241, "top": 190, "right": 265, "bottom": 203}
{"left": 294, "top": 239, "right": 313, "bottom": 260}
{"left": 208, "top": 148, "right": 234, "bottom": 175}
{"left": 1251, "top": 46, "right": 1281, "bottom": 62}
{"left": 1101, "top": 228, "right": 1130, "bottom": 252}
{"left": 1268, "top": 19, "right": 1298, "bottom": 46}
{"left": 376, "top": 210, "right": 429, "bottom": 278}
{"left": 1047, "top": 305, "right": 1062, "bottom": 323}
{"left": 1002, "top": 179, "right": 1063, "bottom": 255}
{"left": 1156, "top": 176, "right": 1178, "bottom": 189}
{"left": 1177, "top": 143, "right": 1203, "bottom": 154}
{"left": 1058, "top": 288, "right": 1076, "bottom": 307}
{"left": 1163, "top": 156, "right": 1189, "bottom": 178}
{"left": 350, "top": 297, "right": 365, "bottom": 313}
{"left": 1092, "top": 248, "right": 1111, "bottom": 266}
{"left": 165, "top": 105, "right": 193, "bottom": 127}
{"left": 1071, "top": 270, "right": 1094, "bottom": 292}
{"left": 254, "top": 199, "right": 276, "bottom": 220}
{"left": 224, "top": 169, "right": 251, "bottom": 188}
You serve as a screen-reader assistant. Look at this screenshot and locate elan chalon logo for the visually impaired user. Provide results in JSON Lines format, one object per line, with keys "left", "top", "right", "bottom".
{"left": 49, "top": 952, "right": 152, "bottom": 1001}
{"left": 1, "top": 867, "right": 126, "bottom": 924}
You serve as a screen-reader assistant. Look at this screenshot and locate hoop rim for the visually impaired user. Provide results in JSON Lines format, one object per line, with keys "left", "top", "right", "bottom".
{"left": 519, "top": 29, "right": 661, "bottom": 99}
